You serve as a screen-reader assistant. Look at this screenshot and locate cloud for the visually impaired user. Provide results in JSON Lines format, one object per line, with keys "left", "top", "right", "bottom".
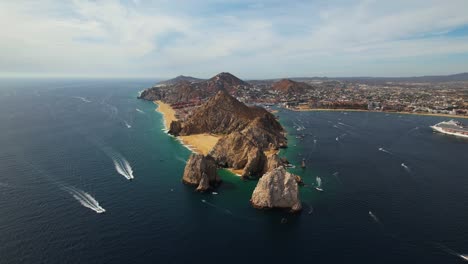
{"left": 0, "top": 0, "right": 468, "bottom": 78}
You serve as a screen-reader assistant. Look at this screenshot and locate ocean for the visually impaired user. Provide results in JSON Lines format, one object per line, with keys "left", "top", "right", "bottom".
{"left": 0, "top": 78, "right": 468, "bottom": 263}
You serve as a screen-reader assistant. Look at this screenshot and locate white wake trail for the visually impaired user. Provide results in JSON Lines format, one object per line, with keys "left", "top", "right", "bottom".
{"left": 368, "top": 211, "right": 380, "bottom": 223}
{"left": 401, "top": 163, "right": 411, "bottom": 172}
{"left": 113, "top": 157, "right": 134, "bottom": 180}
{"left": 434, "top": 243, "right": 468, "bottom": 262}
{"left": 96, "top": 144, "right": 135, "bottom": 181}
{"left": 73, "top": 96, "right": 91, "bottom": 103}
{"left": 378, "top": 147, "right": 392, "bottom": 154}
{"left": 136, "top": 108, "right": 145, "bottom": 114}
{"left": 62, "top": 186, "right": 106, "bottom": 214}
{"left": 124, "top": 120, "right": 132, "bottom": 128}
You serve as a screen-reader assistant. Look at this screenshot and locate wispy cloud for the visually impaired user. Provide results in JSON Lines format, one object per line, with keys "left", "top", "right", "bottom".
{"left": 1, "top": 0, "right": 467, "bottom": 78}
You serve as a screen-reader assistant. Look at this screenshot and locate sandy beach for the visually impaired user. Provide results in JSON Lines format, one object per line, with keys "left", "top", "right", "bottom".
{"left": 155, "top": 101, "right": 177, "bottom": 129}
{"left": 179, "top": 134, "right": 220, "bottom": 155}
{"left": 155, "top": 101, "right": 220, "bottom": 155}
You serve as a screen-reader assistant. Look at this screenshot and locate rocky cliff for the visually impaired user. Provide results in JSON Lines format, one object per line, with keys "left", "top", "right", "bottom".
{"left": 251, "top": 166, "right": 302, "bottom": 212}
{"left": 138, "top": 72, "right": 251, "bottom": 104}
{"left": 209, "top": 131, "right": 266, "bottom": 178}
{"left": 179, "top": 90, "right": 286, "bottom": 149}
{"left": 182, "top": 154, "right": 220, "bottom": 192}
{"left": 177, "top": 91, "right": 286, "bottom": 178}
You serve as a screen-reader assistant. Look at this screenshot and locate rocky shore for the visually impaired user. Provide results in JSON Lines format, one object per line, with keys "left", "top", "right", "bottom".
{"left": 140, "top": 73, "right": 303, "bottom": 212}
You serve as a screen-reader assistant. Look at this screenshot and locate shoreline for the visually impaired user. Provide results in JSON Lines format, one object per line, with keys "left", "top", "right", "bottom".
{"left": 154, "top": 101, "right": 220, "bottom": 156}
{"left": 290, "top": 108, "right": 468, "bottom": 119}
{"left": 154, "top": 101, "right": 279, "bottom": 177}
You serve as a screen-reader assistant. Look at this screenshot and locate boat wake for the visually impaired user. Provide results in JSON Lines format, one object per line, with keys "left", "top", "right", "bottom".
{"left": 62, "top": 186, "right": 105, "bottom": 214}
{"left": 401, "top": 163, "right": 411, "bottom": 172}
{"left": 136, "top": 108, "right": 145, "bottom": 114}
{"left": 73, "top": 96, "right": 91, "bottom": 103}
{"left": 201, "top": 199, "right": 232, "bottom": 215}
{"left": 338, "top": 122, "right": 356, "bottom": 129}
{"left": 336, "top": 133, "right": 346, "bottom": 141}
{"left": 113, "top": 156, "right": 134, "bottom": 180}
{"left": 96, "top": 143, "right": 135, "bottom": 181}
{"left": 315, "top": 176, "right": 323, "bottom": 191}
{"left": 378, "top": 147, "right": 392, "bottom": 154}
{"left": 433, "top": 243, "right": 468, "bottom": 262}
{"left": 124, "top": 120, "right": 132, "bottom": 128}
{"left": 368, "top": 211, "right": 380, "bottom": 223}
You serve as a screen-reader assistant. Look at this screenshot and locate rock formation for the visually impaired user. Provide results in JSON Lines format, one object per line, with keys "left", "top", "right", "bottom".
{"left": 138, "top": 72, "right": 251, "bottom": 104}
{"left": 251, "top": 167, "right": 302, "bottom": 212}
{"left": 168, "top": 120, "right": 183, "bottom": 136}
{"left": 263, "top": 153, "right": 283, "bottom": 172}
{"left": 182, "top": 154, "right": 220, "bottom": 192}
{"left": 209, "top": 131, "right": 266, "bottom": 178}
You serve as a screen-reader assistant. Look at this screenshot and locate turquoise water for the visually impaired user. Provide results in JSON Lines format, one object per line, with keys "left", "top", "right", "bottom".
{"left": 1, "top": 78, "right": 468, "bottom": 263}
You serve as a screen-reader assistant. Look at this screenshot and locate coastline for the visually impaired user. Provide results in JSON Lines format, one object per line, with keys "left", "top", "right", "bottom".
{"left": 290, "top": 107, "right": 468, "bottom": 119}
{"left": 154, "top": 100, "right": 220, "bottom": 155}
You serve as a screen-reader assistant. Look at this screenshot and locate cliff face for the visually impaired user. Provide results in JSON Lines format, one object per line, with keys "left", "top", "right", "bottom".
{"left": 251, "top": 166, "right": 302, "bottom": 212}
{"left": 138, "top": 72, "right": 250, "bottom": 104}
{"left": 174, "top": 91, "right": 286, "bottom": 178}
{"left": 180, "top": 91, "right": 286, "bottom": 149}
{"left": 209, "top": 131, "right": 266, "bottom": 178}
{"left": 182, "top": 154, "right": 220, "bottom": 192}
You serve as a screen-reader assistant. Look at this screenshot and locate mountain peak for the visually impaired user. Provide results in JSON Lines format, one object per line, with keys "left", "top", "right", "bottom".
{"left": 272, "top": 79, "right": 310, "bottom": 94}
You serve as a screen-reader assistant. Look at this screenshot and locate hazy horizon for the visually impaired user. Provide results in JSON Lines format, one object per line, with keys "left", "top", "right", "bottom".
{"left": 1, "top": 0, "right": 468, "bottom": 79}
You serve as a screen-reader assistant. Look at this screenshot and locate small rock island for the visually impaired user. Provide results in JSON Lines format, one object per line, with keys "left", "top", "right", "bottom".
{"left": 139, "top": 72, "right": 302, "bottom": 212}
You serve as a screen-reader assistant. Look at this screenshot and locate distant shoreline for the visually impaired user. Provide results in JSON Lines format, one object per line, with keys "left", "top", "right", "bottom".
{"left": 290, "top": 108, "right": 468, "bottom": 119}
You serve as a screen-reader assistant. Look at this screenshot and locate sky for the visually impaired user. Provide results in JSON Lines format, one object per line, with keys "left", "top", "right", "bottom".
{"left": 1, "top": 0, "right": 468, "bottom": 79}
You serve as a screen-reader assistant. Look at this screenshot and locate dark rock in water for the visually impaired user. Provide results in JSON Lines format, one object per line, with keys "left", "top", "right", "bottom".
{"left": 196, "top": 172, "right": 210, "bottom": 192}
{"left": 251, "top": 167, "right": 302, "bottom": 213}
{"left": 138, "top": 88, "right": 162, "bottom": 101}
{"left": 182, "top": 154, "right": 220, "bottom": 192}
{"left": 168, "top": 120, "right": 183, "bottom": 136}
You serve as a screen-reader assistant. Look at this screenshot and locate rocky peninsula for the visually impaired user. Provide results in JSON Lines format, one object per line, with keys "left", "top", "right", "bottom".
{"left": 139, "top": 72, "right": 302, "bottom": 212}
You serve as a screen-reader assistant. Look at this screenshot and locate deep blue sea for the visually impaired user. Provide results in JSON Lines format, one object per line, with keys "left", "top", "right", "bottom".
{"left": 1, "top": 78, "right": 468, "bottom": 263}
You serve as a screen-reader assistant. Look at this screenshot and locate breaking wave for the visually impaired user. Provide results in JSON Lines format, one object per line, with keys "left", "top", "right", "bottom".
{"left": 62, "top": 186, "right": 105, "bottom": 213}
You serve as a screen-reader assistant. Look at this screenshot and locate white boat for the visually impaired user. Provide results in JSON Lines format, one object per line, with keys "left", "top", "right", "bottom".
{"left": 430, "top": 120, "right": 468, "bottom": 138}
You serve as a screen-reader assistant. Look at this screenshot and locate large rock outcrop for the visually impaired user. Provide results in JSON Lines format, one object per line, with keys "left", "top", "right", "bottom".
{"left": 209, "top": 131, "right": 266, "bottom": 178}
{"left": 263, "top": 153, "right": 283, "bottom": 172}
{"left": 181, "top": 91, "right": 271, "bottom": 134}
{"left": 168, "top": 120, "right": 183, "bottom": 136}
{"left": 138, "top": 72, "right": 250, "bottom": 104}
{"left": 182, "top": 154, "right": 220, "bottom": 192}
{"left": 251, "top": 167, "right": 302, "bottom": 212}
